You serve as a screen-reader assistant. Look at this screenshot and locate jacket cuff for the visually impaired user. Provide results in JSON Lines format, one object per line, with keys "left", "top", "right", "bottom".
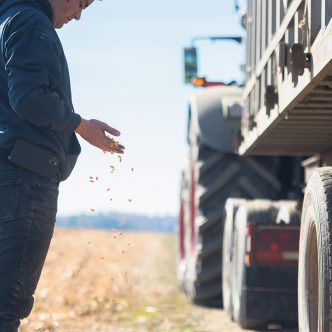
{"left": 67, "top": 113, "right": 81, "bottom": 132}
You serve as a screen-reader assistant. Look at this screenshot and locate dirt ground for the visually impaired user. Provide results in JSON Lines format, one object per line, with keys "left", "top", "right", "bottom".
{"left": 19, "top": 229, "right": 294, "bottom": 332}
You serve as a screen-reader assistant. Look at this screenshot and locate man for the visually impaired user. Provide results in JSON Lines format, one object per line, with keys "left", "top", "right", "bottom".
{"left": 0, "top": 0, "right": 125, "bottom": 330}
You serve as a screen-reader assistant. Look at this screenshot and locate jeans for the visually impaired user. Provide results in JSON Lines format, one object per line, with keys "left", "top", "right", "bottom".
{"left": 0, "top": 160, "right": 59, "bottom": 332}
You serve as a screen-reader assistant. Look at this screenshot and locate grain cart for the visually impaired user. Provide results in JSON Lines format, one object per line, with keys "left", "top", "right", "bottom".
{"left": 177, "top": 0, "right": 332, "bottom": 329}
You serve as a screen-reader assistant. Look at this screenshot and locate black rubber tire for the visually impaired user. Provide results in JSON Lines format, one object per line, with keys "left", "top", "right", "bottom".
{"left": 231, "top": 200, "right": 279, "bottom": 329}
{"left": 222, "top": 198, "right": 246, "bottom": 319}
{"left": 184, "top": 141, "right": 281, "bottom": 307}
{"left": 298, "top": 167, "right": 332, "bottom": 332}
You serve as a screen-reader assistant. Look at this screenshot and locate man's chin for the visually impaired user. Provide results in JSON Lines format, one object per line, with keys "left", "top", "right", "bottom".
{"left": 53, "top": 21, "right": 65, "bottom": 29}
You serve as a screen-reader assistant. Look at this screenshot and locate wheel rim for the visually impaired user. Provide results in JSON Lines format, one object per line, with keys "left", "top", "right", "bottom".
{"left": 308, "top": 223, "right": 319, "bottom": 331}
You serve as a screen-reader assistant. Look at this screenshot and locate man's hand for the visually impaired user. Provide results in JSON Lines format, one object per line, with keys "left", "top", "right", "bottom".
{"left": 75, "top": 118, "right": 125, "bottom": 154}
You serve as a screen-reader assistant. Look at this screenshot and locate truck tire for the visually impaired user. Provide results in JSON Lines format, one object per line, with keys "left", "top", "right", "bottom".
{"left": 222, "top": 198, "right": 246, "bottom": 318}
{"left": 184, "top": 141, "right": 281, "bottom": 307}
{"left": 298, "top": 167, "right": 332, "bottom": 332}
{"left": 231, "top": 200, "right": 279, "bottom": 329}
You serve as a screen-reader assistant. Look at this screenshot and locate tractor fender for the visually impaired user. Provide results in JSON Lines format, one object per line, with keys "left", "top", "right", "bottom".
{"left": 187, "top": 86, "right": 243, "bottom": 153}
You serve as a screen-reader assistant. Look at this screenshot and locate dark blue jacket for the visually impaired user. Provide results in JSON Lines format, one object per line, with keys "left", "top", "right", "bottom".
{"left": 0, "top": 0, "right": 81, "bottom": 180}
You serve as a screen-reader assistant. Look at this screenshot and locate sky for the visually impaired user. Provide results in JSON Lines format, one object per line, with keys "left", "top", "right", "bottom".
{"left": 56, "top": 0, "right": 245, "bottom": 217}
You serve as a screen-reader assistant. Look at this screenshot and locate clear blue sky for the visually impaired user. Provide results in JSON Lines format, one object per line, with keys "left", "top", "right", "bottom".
{"left": 56, "top": 0, "right": 245, "bottom": 217}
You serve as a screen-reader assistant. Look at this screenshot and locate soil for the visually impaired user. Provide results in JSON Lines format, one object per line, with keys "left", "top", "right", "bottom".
{"left": 19, "top": 229, "right": 293, "bottom": 332}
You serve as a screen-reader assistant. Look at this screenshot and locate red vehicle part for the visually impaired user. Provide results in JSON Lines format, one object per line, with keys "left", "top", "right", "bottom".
{"left": 245, "top": 224, "right": 300, "bottom": 268}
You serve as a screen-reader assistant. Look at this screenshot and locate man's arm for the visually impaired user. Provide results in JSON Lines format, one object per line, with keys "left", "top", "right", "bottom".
{"left": 4, "top": 16, "right": 80, "bottom": 132}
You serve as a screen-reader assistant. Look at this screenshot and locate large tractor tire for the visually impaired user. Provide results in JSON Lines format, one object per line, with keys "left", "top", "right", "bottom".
{"left": 298, "top": 167, "right": 332, "bottom": 332}
{"left": 177, "top": 86, "right": 284, "bottom": 307}
{"left": 184, "top": 143, "right": 281, "bottom": 307}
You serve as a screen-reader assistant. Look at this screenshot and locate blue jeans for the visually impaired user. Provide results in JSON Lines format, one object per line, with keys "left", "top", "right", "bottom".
{"left": 0, "top": 160, "right": 59, "bottom": 332}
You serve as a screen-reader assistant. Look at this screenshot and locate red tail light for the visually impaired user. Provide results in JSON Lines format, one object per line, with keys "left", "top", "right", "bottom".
{"left": 245, "top": 225, "right": 300, "bottom": 267}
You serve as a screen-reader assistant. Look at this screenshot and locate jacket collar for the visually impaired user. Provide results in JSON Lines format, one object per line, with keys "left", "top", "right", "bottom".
{"left": 0, "top": 0, "right": 53, "bottom": 22}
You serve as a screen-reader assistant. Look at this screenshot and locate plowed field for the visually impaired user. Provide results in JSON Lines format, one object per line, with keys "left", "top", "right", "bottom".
{"left": 19, "top": 229, "right": 263, "bottom": 332}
